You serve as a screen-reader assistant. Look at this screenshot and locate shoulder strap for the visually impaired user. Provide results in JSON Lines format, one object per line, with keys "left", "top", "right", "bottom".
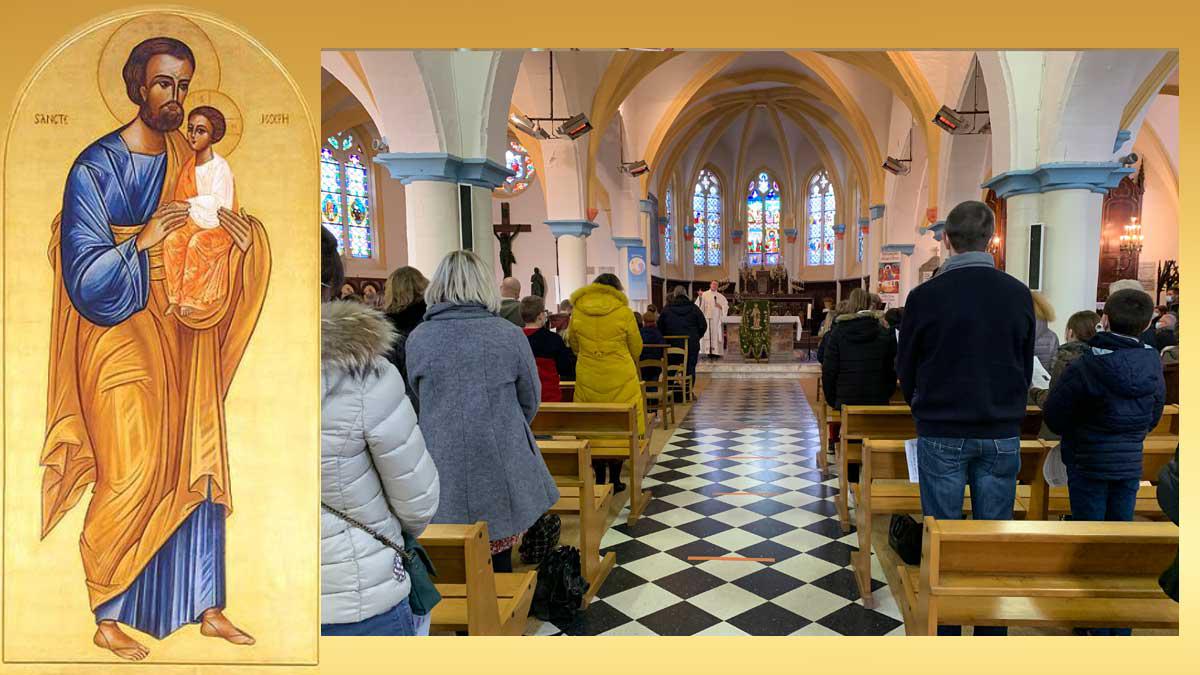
{"left": 321, "top": 502, "right": 405, "bottom": 555}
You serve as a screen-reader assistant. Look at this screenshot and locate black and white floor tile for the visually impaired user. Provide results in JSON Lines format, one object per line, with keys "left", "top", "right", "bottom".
{"left": 535, "top": 379, "right": 904, "bottom": 636}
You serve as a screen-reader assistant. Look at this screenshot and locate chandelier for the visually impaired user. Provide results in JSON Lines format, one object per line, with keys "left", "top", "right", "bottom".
{"left": 1119, "top": 216, "right": 1144, "bottom": 254}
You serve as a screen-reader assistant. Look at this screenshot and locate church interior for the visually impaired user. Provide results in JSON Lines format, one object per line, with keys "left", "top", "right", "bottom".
{"left": 320, "top": 49, "right": 1180, "bottom": 636}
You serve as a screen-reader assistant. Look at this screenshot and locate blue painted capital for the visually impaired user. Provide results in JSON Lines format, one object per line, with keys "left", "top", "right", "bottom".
{"left": 546, "top": 220, "right": 599, "bottom": 238}
{"left": 657, "top": 215, "right": 669, "bottom": 226}
{"left": 638, "top": 199, "right": 655, "bottom": 215}
{"left": 613, "top": 236, "right": 645, "bottom": 249}
{"left": 833, "top": 223, "right": 846, "bottom": 235}
{"left": 460, "top": 158, "right": 516, "bottom": 189}
{"left": 869, "top": 204, "right": 885, "bottom": 220}
{"left": 982, "top": 162, "right": 1134, "bottom": 199}
{"left": 857, "top": 217, "right": 869, "bottom": 227}
{"left": 783, "top": 228, "right": 799, "bottom": 237}
{"left": 374, "top": 152, "right": 515, "bottom": 188}
{"left": 881, "top": 244, "right": 915, "bottom": 256}
{"left": 1113, "top": 129, "right": 1132, "bottom": 153}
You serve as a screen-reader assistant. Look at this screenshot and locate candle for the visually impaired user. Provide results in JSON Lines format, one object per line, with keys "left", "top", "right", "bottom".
{"left": 806, "top": 303, "right": 812, "bottom": 320}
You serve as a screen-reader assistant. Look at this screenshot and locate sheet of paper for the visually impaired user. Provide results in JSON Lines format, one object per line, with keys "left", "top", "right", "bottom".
{"left": 904, "top": 438, "right": 919, "bottom": 483}
{"left": 1032, "top": 356, "right": 1051, "bottom": 389}
{"left": 1043, "top": 444, "right": 1068, "bottom": 487}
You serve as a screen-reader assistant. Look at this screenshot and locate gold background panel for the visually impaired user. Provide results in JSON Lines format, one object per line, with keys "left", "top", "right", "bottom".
{"left": 2, "top": 7, "right": 318, "bottom": 666}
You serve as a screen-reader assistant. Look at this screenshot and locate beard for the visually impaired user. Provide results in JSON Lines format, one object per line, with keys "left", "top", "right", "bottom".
{"left": 139, "top": 100, "right": 184, "bottom": 132}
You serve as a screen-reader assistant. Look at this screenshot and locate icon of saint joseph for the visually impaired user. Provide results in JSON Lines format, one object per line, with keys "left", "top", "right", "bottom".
{"left": 39, "top": 36, "right": 270, "bottom": 661}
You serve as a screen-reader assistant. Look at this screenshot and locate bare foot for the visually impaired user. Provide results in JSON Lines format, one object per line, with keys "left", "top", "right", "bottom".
{"left": 200, "top": 608, "right": 255, "bottom": 645}
{"left": 93, "top": 621, "right": 149, "bottom": 661}
{"left": 178, "top": 305, "right": 195, "bottom": 318}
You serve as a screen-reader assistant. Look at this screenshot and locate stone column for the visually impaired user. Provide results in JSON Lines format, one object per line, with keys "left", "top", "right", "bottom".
{"left": 375, "top": 152, "right": 513, "bottom": 276}
{"left": 398, "top": 179, "right": 461, "bottom": 275}
{"left": 1041, "top": 189, "right": 1105, "bottom": 335}
{"left": 614, "top": 236, "right": 647, "bottom": 312}
{"left": 985, "top": 162, "right": 1132, "bottom": 337}
{"left": 547, "top": 221, "right": 598, "bottom": 300}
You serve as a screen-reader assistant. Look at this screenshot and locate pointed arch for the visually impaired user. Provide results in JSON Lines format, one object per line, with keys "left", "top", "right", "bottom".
{"left": 804, "top": 168, "right": 837, "bottom": 267}
{"left": 745, "top": 168, "right": 784, "bottom": 267}
{"left": 691, "top": 166, "right": 726, "bottom": 267}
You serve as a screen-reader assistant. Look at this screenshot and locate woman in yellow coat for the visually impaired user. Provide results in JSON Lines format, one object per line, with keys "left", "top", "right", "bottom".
{"left": 568, "top": 274, "right": 645, "bottom": 491}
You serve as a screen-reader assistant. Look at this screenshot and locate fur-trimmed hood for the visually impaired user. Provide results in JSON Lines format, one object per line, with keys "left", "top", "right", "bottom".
{"left": 835, "top": 309, "right": 885, "bottom": 323}
{"left": 322, "top": 300, "right": 397, "bottom": 375}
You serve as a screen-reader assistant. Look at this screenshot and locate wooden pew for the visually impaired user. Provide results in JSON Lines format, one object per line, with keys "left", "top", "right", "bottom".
{"left": 539, "top": 439, "right": 617, "bottom": 607}
{"left": 1042, "top": 437, "right": 1178, "bottom": 520}
{"left": 531, "top": 402, "right": 653, "bottom": 525}
{"left": 1150, "top": 404, "right": 1179, "bottom": 436}
{"left": 836, "top": 405, "right": 1045, "bottom": 532}
{"left": 421, "top": 522, "right": 537, "bottom": 635}
{"left": 853, "top": 439, "right": 1050, "bottom": 607}
{"left": 897, "top": 517, "right": 1179, "bottom": 635}
{"left": 663, "top": 335, "right": 694, "bottom": 402}
{"left": 640, "top": 346, "right": 674, "bottom": 430}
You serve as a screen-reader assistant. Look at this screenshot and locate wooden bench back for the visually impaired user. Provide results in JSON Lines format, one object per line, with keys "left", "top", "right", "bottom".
{"left": 843, "top": 405, "right": 1045, "bottom": 441}
{"left": 1141, "top": 437, "right": 1178, "bottom": 480}
{"left": 532, "top": 402, "right": 638, "bottom": 438}
{"left": 864, "top": 439, "right": 1048, "bottom": 485}
{"left": 419, "top": 522, "right": 501, "bottom": 633}
{"left": 537, "top": 439, "right": 592, "bottom": 488}
{"left": 924, "top": 517, "right": 1178, "bottom": 578}
{"left": 1151, "top": 405, "right": 1180, "bottom": 436}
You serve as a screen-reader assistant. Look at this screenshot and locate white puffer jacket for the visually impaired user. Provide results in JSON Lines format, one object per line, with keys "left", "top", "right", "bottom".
{"left": 321, "top": 300, "right": 440, "bottom": 625}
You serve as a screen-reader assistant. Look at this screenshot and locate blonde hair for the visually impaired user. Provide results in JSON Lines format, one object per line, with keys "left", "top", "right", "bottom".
{"left": 1030, "top": 291, "right": 1056, "bottom": 322}
{"left": 424, "top": 250, "right": 500, "bottom": 313}
{"left": 846, "top": 288, "right": 873, "bottom": 313}
{"left": 384, "top": 266, "right": 429, "bottom": 313}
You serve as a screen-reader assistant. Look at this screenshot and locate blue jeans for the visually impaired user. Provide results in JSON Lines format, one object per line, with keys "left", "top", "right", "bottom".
{"left": 1067, "top": 465, "right": 1139, "bottom": 636}
{"left": 321, "top": 598, "right": 417, "bottom": 636}
{"left": 918, "top": 436, "right": 1021, "bottom": 636}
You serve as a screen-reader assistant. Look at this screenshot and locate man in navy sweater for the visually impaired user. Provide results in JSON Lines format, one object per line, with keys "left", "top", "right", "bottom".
{"left": 897, "top": 201, "right": 1035, "bottom": 636}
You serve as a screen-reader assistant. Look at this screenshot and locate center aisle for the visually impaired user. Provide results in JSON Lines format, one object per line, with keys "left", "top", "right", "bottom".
{"left": 533, "top": 379, "right": 905, "bottom": 636}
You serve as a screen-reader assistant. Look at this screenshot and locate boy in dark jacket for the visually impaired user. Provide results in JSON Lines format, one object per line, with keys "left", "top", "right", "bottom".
{"left": 521, "top": 295, "right": 576, "bottom": 402}
{"left": 1044, "top": 289, "right": 1165, "bottom": 526}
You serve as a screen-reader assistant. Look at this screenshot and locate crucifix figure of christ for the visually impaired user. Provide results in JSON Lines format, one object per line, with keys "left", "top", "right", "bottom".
{"left": 493, "top": 202, "right": 531, "bottom": 278}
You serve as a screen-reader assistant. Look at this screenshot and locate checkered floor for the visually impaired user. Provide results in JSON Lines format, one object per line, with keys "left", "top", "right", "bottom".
{"left": 534, "top": 379, "right": 905, "bottom": 636}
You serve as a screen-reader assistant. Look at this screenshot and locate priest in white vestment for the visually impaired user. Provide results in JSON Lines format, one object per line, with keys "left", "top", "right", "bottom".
{"left": 698, "top": 280, "right": 729, "bottom": 358}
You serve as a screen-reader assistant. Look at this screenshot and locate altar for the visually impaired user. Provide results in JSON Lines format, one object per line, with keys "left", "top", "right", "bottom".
{"left": 722, "top": 315, "right": 803, "bottom": 362}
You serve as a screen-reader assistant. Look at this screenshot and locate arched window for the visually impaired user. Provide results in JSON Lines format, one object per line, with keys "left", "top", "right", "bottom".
{"left": 663, "top": 185, "right": 675, "bottom": 264}
{"left": 746, "top": 170, "right": 782, "bottom": 267}
{"left": 856, "top": 189, "right": 865, "bottom": 263}
{"left": 495, "top": 133, "right": 536, "bottom": 197}
{"left": 692, "top": 169, "right": 722, "bottom": 266}
{"left": 321, "top": 130, "right": 374, "bottom": 259}
{"left": 806, "top": 170, "right": 836, "bottom": 266}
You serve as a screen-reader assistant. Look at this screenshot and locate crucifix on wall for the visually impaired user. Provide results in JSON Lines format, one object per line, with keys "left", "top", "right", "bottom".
{"left": 494, "top": 202, "right": 531, "bottom": 278}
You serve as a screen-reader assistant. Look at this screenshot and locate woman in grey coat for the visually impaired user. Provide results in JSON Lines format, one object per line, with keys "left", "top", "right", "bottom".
{"left": 406, "top": 250, "right": 559, "bottom": 573}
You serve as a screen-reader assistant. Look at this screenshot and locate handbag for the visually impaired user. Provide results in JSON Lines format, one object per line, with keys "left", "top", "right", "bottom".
{"left": 322, "top": 503, "right": 441, "bottom": 616}
{"left": 518, "top": 513, "right": 561, "bottom": 565}
{"left": 529, "top": 546, "right": 587, "bottom": 625}
{"left": 888, "top": 514, "right": 923, "bottom": 566}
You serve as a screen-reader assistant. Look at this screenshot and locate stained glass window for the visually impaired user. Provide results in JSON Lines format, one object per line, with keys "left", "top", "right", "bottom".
{"left": 746, "top": 171, "right": 782, "bottom": 267}
{"left": 692, "top": 169, "right": 722, "bottom": 266}
{"left": 857, "top": 221, "right": 865, "bottom": 262}
{"left": 321, "top": 131, "right": 374, "bottom": 258}
{"left": 664, "top": 186, "right": 675, "bottom": 264}
{"left": 806, "top": 171, "right": 836, "bottom": 266}
{"left": 495, "top": 134, "right": 536, "bottom": 197}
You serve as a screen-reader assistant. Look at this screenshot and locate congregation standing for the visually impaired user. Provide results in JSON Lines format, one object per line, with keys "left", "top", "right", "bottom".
{"left": 320, "top": 197, "right": 1179, "bottom": 636}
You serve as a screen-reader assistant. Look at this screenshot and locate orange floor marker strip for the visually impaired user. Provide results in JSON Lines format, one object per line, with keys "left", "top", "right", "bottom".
{"left": 686, "top": 556, "right": 776, "bottom": 563}
{"left": 714, "top": 491, "right": 785, "bottom": 497}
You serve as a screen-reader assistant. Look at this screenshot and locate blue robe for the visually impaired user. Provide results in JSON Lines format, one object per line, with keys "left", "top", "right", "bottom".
{"left": 61, "top": 129, "right": 225, "bottom": 639}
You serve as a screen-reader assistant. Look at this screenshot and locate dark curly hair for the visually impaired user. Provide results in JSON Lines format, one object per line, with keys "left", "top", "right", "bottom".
{"left": 189, "top": 105, "right": 226, "bottom": 143}
{"left": 122, "top": 37, "right": 195, "bottom": 106}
